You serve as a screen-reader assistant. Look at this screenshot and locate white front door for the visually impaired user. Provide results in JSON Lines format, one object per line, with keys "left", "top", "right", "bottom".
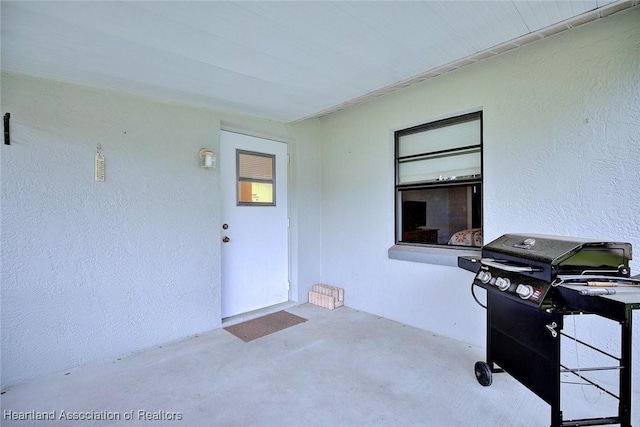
{"left": 220, "top": 130, "right": 289, "bottom": 319}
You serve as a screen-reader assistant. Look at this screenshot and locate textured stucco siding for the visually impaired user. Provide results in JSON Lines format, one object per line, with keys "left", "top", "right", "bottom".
{"left": 316, "top": 7, "right": 640, "bottom": 388}
{"left": 0, "top": 75, "right": 224, "bottom": 387}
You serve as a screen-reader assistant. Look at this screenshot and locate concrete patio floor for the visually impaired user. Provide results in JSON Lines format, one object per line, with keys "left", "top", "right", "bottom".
{"left": 2, "top": 304, "right": 638, "bottom": 426}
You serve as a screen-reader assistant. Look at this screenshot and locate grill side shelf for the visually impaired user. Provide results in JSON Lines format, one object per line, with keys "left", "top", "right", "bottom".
{"left": 556, "top": 285, "right": 640, "bottom": 322}
{"left": 458, "top": 256, "right": 481, "bottom": 273}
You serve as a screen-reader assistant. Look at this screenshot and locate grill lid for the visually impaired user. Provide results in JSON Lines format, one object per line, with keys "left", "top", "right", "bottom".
{"left": 483, "top": 234, "right": 631, "bottom": 276}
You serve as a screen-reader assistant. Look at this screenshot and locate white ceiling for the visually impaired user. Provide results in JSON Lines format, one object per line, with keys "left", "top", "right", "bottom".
{"left": 1, "top": 1, "right": 634, "bottom": 123}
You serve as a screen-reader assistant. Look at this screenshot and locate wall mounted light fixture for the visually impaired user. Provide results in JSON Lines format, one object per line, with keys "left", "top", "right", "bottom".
{"left": 199, "top": 148, "right": 217, "bottom": 169}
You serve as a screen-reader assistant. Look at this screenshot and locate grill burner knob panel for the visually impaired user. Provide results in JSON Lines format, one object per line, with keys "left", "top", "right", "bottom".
{"left": 516, "top": 284, "right": 534, "bottom": 299}
{"left": 495, "top": 277, "right": 511, "bottom": 291}
{"left": 477, "top": 270, "right": 492, "bottom": 284}
{"left": 473, "top": 263, "right": 550, "bottom": 307}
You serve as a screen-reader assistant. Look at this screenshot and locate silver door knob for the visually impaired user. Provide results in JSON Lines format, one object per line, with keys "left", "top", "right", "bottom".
{"left": 222, "top": 236, "right": 230, "bottom": 243}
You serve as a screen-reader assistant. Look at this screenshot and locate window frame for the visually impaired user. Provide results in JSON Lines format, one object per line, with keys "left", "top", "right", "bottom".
{"left": 236, "top": 149, "right": 277, "bottom": 207}
{"left": 393, "top": 111, "right": 483, "bottom": 249}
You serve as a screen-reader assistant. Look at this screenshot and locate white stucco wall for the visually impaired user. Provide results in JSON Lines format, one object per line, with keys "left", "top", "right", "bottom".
{"left": 314, "top": 6, "right": 640, "bottom": 389}
{"left": 290, "top": 119, "right": 323, "bottom": 301}
{"left": 0, "top": 74, "right": 222, "bottom": 387}
{"left": 0, "top": 73, "right": 321, "bottom": 388}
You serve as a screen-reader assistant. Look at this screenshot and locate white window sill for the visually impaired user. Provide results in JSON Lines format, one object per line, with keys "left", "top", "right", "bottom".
{"left": 388, "top": 244, "right": 480, "bottom": 267}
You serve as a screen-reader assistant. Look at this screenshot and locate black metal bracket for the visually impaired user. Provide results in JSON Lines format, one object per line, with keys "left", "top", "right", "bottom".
{"left": 4, "top": 113, "right": 10, "bottom": 145}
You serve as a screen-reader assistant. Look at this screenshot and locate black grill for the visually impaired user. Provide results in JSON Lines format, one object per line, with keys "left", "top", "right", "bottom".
{"left": 459, "top": 234, "right": 640, "bottom": 427}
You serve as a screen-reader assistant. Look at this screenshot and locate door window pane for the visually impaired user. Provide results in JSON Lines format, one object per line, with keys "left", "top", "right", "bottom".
{"left": 237, "top": 150, "right": 275, "bottom": 206}
{"left": 239, "top": 152, "right": 273, "bottom": 180}
{"left": 238, "top": 182, "right": 274, "bottom": 204}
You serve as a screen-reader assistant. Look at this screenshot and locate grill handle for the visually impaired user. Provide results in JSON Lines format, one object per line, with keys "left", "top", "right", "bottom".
{"left": 480, "top": 258, "right": 540, "bottom": 273}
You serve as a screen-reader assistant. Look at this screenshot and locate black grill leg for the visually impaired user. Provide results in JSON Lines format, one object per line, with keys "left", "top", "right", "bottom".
{"left": 619, "top": 311, "right": 633, "bottom": 427}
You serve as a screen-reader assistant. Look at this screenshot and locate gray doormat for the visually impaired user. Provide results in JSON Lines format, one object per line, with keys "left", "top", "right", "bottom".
{"left": 224, "top": 311, "right": 307, "bottom": 342}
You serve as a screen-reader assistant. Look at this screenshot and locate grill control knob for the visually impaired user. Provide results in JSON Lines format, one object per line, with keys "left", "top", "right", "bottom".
{"left": 516, "top": 284, "right": 534, "bottom": 299}
{"left": 495, "top": 277, "right": 511, "bottom": 291}
{"left": 477, "top": 271, "right": 492, "bottom": 284}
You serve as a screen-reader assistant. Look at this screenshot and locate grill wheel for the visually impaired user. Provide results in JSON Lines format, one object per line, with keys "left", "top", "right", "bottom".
{"left": 474, "top": 361, "right": 492, "bottom": 386}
